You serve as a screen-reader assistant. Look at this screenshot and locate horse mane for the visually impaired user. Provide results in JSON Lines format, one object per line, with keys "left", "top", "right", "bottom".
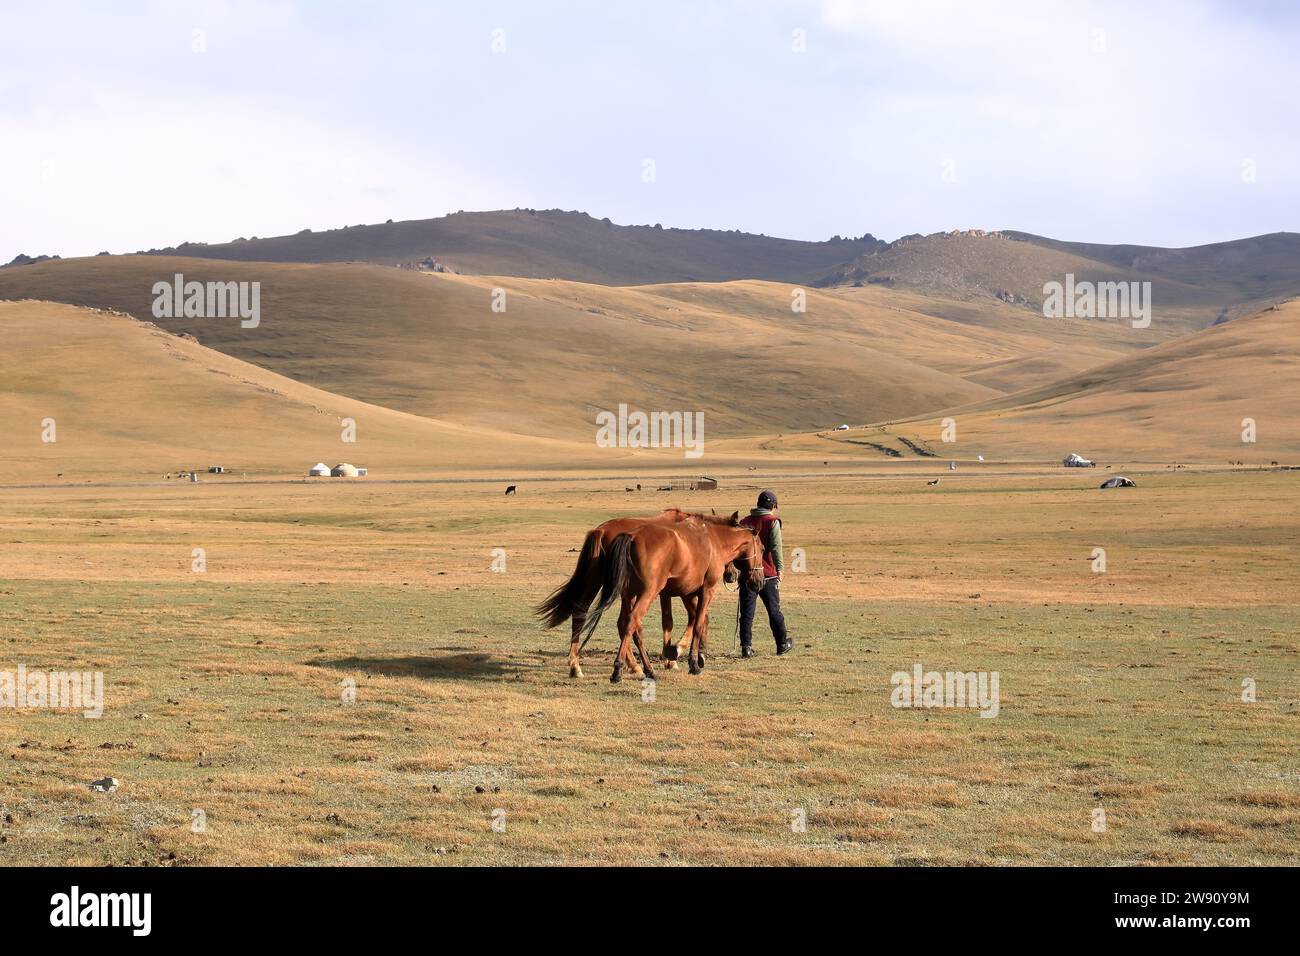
{"left": 660, "top": 508, "right": 743, "bottom": 527}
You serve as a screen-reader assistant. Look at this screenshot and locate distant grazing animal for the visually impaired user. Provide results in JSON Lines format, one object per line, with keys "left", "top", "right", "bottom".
{"left": 505, "top": 485, "right": 517, "bottom": 495}
{"left": 927, "top": 478, "right": 940, "bottom": 486}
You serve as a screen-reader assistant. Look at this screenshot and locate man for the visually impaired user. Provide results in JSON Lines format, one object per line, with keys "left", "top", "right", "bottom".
{"left": 738, "top": 489, "right": 791, "bottom": 657}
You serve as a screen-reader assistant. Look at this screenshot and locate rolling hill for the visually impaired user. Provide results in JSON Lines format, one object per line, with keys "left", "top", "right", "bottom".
{"left": 0, "top": 254, "right": 1163, "bottom": 442}
{"left": 18, "top": 208, "right": 1294, "bottom": 332}
{"left": 1006, "top": 230, "right": 1300, "bottom": 311}
{"left": 0, "top": 300, "right": 599, "bottom": 483}
{"left": 123, "top": 209, "right": 880, "bottom": 286}
{"left": 816, "top": 230, "right": 1300, "bottom": 332}
{"left": 822, "top": 298, "right": 1300, "bottom": 462}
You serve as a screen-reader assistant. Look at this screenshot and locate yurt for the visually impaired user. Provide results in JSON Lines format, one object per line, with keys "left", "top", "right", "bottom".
{"left": 308, "top": 462, "right": 330, "bottom": 477}
{"left": 331, "top": 462, "right": 361, "bottom": 478}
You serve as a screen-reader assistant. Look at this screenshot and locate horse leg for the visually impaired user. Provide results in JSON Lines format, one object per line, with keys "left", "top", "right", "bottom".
{"left": 690, "top": 588, "right": 714, "bottom": 674}
{"left": 627, "top": 625, "right": 645, "bottom": 678}
{"left": 631, "top": 592, "right": 657, "bottom": 681}
{"left": 568, "top": 609, "right": 585, "bottom": 678}
{"left": 611, "top": 597, "right": 635, "bottom": 684}
{"left": 660, "top": 592, "right": 679, "bottom": 668}
{"left": 633, "top": 617, "right": 656, "bottom": 682}
{"left": 613, "top": 591, "right": 655, "bottom": 683}
{"left": 676, "top": 594, "right": 696, "bottom": 662}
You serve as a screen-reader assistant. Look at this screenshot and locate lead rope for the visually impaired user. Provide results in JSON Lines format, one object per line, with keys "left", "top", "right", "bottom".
{"left": 722, "top": 570, "right": 740, "bottom": 653}
{"left": 734, "top": 585, "right": 742, "bottom": 653}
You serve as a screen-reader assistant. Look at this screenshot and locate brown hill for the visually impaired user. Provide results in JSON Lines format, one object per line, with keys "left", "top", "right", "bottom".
{"left": 823, "top": 299, "right": 1300, "bottom": 462}
{"left": 1007, "top": 230, "right": 1300, "bottom": 317}
{"left": 818, "top": 230, "right": 1300, "bottom": 333}
{"left": 0, "top": 300, "right": 597, "bottom": 483}
{"left": 128, "top": 209, "right": 878, "bottom": 286}
{"left": 0, "top": 256, "right": 1007, "bottom": 440}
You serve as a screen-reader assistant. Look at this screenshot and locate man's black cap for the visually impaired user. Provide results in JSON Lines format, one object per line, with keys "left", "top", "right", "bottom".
{"left": 757, "top": 489, "right": 778, "bottom": 509}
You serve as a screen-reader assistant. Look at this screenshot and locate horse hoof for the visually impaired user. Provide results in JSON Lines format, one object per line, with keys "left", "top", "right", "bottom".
{"left": 610, "top": 670, "right": 622, "bottom": 684}
{"left": 697, "top": 655, "right": 706, "bottom": 671}
{"left": 643, "top": 667, "right": 656, "bottom": 681}
{"left": 664, "top": 645, "right": 679, "bottom": 661}
{"left": 664, "top": 659, "right": 677, "bottom": 670}
{"left": 688, "top": 661, "right": 700, "bottom": 675}
{"left": 569, "top": 666, "right": 582, "bottom": 679}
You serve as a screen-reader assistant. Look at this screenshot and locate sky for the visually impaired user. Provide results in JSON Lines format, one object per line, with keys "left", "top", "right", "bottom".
{"left": 2, "top": 0, "right": 1298, "bottom": 262}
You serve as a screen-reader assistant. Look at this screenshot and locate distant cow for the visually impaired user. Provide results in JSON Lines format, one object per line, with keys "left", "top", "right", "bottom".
{"left": 927, "top": 478, "right": 940, "bottom": 486}
{"left": 505, "top": 485, "right": 517, "bottom": 496}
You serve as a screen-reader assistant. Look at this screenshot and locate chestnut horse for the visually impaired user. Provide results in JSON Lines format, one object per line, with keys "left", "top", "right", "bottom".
{"left": 536, "top": 509, "right": 707, "bottom": 678}
{"left": 581, "top": 513, "right": 765, "bottom": 682}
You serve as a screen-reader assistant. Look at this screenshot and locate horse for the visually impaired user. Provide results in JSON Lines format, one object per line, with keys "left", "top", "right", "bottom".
{"left": 536, "top": 508, "right": 711, "bottom": 678}
{"left": 581, "top": 512, "right": 765, "bottom": 682}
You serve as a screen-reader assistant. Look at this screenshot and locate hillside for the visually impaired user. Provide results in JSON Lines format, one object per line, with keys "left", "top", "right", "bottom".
{"left": 0, "top": 254, "right": 1169, "bottom": 442}
{"left": 1008, "top": 231, "right": 1300, "bottom": 311}
{"left": 819, "top": 299, "right": 1300, "bottom": 462}
{"left": 122, "top": 209, "right": 878, "bottom": 285}
{"left": 818, "top": 230, "right": 1300, "bottom": 332}
{"left": 0, "top": 300, "right": 598, "bottom": 483}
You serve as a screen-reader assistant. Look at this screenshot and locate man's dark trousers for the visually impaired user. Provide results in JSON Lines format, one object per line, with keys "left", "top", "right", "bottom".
{"left": 739, "top": 576, "right": 788, "bottom": 650}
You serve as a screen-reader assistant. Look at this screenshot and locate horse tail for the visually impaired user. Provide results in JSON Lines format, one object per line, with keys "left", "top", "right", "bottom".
{"left": 535, "top": 529, "right": 604, "bottom": 629}
{"left": 579, "top": 532, "right": 633, "bottom": 646}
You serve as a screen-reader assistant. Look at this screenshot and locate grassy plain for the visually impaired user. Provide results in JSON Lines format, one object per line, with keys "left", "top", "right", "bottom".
{"left": 2, "top": 468, "right": 1296, "bottom": 865}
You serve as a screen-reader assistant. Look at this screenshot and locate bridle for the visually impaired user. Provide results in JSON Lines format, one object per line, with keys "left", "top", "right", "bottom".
{"left": 736, "top": 525, "right": 763, "bottom": 582}
{"left": 721, "top": 526, "right": 761, "bottom": 592}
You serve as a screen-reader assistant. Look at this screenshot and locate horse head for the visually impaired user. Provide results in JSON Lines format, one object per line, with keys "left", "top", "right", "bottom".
{"left": 730, "top": 521, "right": 766, "bottom": 592}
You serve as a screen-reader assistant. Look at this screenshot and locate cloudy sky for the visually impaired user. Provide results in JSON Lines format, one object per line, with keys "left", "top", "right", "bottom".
{"left": 2, "top": 0, "right": 1297, "bottom": 261}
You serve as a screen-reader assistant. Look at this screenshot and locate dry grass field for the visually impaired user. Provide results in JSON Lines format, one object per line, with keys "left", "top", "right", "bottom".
{"left": 2, "top": 468, "right": 1296, "bottom": 866}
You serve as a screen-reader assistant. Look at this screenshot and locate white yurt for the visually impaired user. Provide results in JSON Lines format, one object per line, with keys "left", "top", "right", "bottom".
{"left": 331, "top": 462, "right": 361, "bottom": 478}
{"left": 308, "top": 462, "right": 330, "bottom": 477}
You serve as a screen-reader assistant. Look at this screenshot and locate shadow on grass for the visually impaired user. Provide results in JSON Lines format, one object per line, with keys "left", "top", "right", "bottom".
{"left": 312, "top": 653, "right": 532, "bottom": 680}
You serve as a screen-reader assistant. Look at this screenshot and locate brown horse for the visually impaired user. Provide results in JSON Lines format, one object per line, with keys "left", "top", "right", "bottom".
{"left": 582, "top": 512, "right": 765, "bottom": 682}
{"left": 536, "top": 509, "right": 708, "bottom": 678}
